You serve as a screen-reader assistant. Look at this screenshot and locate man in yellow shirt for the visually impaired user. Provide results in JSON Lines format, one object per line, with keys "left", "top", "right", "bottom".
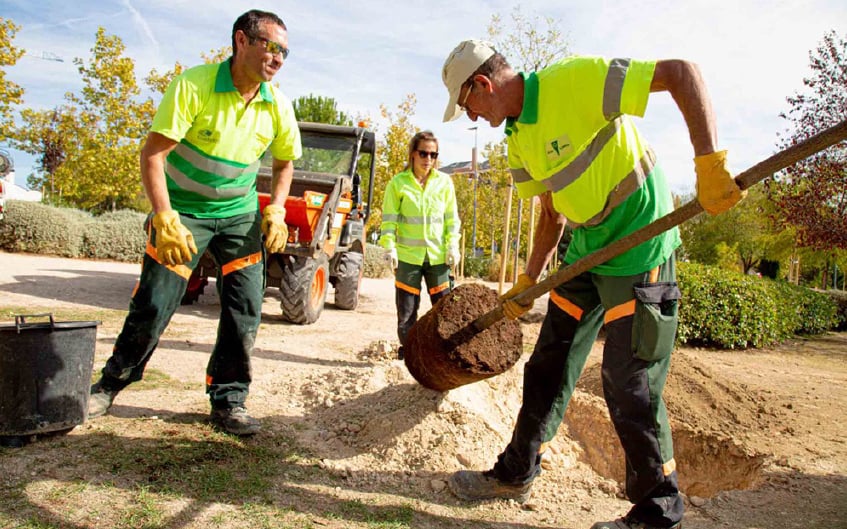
{"left": 440, "top": 39, "right": 744, "bottom": 529}
{"left": 88, "top": 10, "right": 301, "bottom": 436}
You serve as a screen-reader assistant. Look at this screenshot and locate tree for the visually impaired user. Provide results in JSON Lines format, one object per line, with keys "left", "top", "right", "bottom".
{"left": 680, "top": 186, "right": 795, "bottom": 274}
{"left": 0, "top": 18, "right": 25, "bottom": 140}
{"left": 13, "top": 107, "right": 73, "bottom": 196}
{"left": 487, "top": 6, "right": 571, "bottom": 73}
{"left": 145, "top": 46, "right": 231, "bottom": 96}
{"left": 769, "top": 30, "right": 846, "bottom": 252}
{"left": 8, "top": 28, "right": 154, "bottom": 211}
{"left": 366, "top": 94, "right": 417, "bottom": 235}
{"left": 293, "top": 94, "right": 352, "bottom": 125}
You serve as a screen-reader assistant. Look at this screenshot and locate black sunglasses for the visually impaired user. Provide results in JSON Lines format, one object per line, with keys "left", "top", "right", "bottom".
{"left": 417, "top": 150, "right": 438, "bottom": 160}
{"left": 248, "top": 34, "right": 290, "bottom": 59}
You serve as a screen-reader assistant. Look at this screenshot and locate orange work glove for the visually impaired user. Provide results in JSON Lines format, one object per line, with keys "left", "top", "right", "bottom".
{"left": 261, "top": 204, "right": 289, "bottom": 253}
{"left": 500, "top": 273, "right": 536, "bottom": 320}
{"left": 694, "top": 150, "right": 746, "bottom": 215}
{"left": 152, "top": 210, "right": 197, "bottom": 266}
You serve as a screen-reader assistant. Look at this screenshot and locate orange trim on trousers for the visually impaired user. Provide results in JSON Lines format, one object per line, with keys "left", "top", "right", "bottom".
{"left": 395, "top": 281, "right": 421, "bottom": 295}
{"left": 145, "top": 240, "right": 193, "bottom": 280}
{"left": 428, "top": 282, "right": 450, "bottom": 296}
{"left": 221, "top": 251, "right": 262, "bottom": 276}
{"left": 550, "top": 290, "right": 584, "bottom": 320}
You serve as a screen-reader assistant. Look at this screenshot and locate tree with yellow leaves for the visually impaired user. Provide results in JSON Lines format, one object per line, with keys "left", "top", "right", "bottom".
{"left": 0, "top": 18, "right": 25, "bottom": 141}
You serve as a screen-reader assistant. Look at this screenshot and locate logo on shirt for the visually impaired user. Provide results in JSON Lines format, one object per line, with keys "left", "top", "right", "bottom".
{"left": 546, "top": 133, "right": 573, "bottom": 162}
{"left": 195, "top": 129, "right": 221, "bottom": 144}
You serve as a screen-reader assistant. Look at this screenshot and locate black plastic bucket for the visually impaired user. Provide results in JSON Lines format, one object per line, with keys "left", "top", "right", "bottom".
{"left": 0, "top": 314, "right": 99, "bottom": 439}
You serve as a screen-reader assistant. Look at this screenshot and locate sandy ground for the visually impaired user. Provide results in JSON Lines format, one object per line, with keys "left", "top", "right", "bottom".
{"left": 0, "top": 250, "right": 845, "bottom": 529}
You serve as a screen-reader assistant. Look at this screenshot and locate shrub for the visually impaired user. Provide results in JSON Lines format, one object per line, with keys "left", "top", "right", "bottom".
{"left": 0, "top": 200, "right": 89, "bottom": 257}
{"left": 82, "top": 210, "right": 147, "bottom": 262}
{"left": 462, "top": 254, "right": 492, "bottom": 279}
{"left": 826, "top": 290, "right": 847, "bottom": 331}
{"left": 364, "top": 243, "right": 392, "bottom": 278}
{"left": 677, "top": 262, "right": 839, "bottom": 349}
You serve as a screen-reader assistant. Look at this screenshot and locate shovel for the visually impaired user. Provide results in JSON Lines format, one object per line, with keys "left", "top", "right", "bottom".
{"left": 404, "top": 119, "right": 847, "bottom": 391}
{"left": 468, "top": 118, "right": 847, "bottom": 336}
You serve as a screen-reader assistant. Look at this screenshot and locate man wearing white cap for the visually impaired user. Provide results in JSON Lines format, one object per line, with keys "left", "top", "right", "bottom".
{"left": 440, "top": 39, "right": 745, "bottom": 529}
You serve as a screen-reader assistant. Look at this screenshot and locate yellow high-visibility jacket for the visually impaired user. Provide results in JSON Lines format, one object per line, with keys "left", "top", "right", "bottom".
{"left": 378, "top": 169, "right": 460, "bottom": 265}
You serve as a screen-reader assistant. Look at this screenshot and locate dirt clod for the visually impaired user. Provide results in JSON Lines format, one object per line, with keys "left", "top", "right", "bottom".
{"left": 404, "top": 283, "right": 523, "bottom": 391}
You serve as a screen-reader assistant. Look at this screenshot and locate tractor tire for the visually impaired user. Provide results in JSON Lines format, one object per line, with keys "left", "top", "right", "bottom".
{"left": 334, "top": 251, "right": 363, "bottom": 310}
{"left": 279, "top": 255, "right": 329, "bottom": 324}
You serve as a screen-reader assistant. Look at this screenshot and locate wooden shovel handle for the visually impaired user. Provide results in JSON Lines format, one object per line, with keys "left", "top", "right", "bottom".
{"left": 472, "top": 119, "right": 847, "bottom": 333}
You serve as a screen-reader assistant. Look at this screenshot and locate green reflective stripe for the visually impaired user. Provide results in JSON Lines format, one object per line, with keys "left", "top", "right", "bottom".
{"left": 383, "top": 214, "right": 400, "bottom": 223}
{"left": 603, "top": 58, "right": 629, "bottom": 120}
{"left": 397, "top": 236, "right": 429, "bottom": 248}
{"left": 399, "top": 215, "right": 444, "bottom": 225}
{"left": 166, "top": 163, "right": 252, "bottom": 199}
{"left": 544, "top": 117, "right": 622, "bottom": 193}
{"left": 174, "top": 143, "right": 259, "bottom": 179}
{"left": 511, "top": 167, "right": 532, "bottom": 183}
{"left": 572, "top": 148, "right": 656, "bottom": 228}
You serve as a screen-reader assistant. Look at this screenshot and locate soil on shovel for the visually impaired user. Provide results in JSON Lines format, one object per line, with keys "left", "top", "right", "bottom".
{"left": 404, "top": 283, "right": 523, "bottom": 391}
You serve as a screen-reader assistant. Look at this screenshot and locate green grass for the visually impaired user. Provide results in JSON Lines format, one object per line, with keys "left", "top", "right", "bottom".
{"left": 118, "top": 486, "right": 166, "bottom": 529}
{"left": 0, "top": 305, "right": 127, "bottom": 327}
{"left": 332, "top": 499, "right": 415, "bottom": 528}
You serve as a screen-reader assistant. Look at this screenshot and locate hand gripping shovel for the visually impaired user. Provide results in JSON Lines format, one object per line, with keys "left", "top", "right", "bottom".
{"left": 404, "top": 119, "right": 847, "bottom": 391}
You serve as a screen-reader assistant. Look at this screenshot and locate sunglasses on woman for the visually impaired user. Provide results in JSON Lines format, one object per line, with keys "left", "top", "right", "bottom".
{"left": 417, "top": 150, "right": 438, "bottom": 160}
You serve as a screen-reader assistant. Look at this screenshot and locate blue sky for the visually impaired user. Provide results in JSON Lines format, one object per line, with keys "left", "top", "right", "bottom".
{"left": 2, "top": 0, "right": 845, "bottom": 194}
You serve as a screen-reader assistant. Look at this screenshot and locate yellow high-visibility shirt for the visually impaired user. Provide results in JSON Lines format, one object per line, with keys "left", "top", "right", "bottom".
{"left": 379, "top": 169, "right": 460, "bottom": 266}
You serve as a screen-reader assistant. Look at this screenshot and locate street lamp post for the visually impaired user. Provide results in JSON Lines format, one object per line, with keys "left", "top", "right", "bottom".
{"left": 469, "top": 126, "right": 478, "bottom": 257}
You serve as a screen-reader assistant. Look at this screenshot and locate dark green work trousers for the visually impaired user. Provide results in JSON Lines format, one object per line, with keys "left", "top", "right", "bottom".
{"left": 98, "top": 212, "right": 264, "bottom": 410}
{"left": 394, "top": 260, "right": 452, "bottom": 346}
{"left": 492, "top": 254, "right": 684, "bottom": 528}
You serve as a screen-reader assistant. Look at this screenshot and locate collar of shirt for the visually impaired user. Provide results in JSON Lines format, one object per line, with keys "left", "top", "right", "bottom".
{"left": 215, "top": 58, "right": 275, "bottom": 103}
{"left": 505, "top": 71, "right": 539, "bottom": 136}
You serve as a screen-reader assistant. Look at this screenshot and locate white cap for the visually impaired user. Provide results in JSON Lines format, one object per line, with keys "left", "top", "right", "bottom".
{"left": 441, "top": 39, "right": 496, "bottom": 122}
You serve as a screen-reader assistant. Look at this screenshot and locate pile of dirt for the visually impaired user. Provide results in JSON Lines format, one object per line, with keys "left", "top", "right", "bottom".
{"left": 295, "top": 351, "right": 525, "bottom": 495}
{"left": 292, "top": 334, "right": 780, "bottom": 501}
{"left": 562, "top": 350, "right": 779, "bottom": 497}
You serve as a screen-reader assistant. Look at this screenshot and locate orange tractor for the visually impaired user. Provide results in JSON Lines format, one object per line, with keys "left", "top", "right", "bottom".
{"left": 182, "top": 122, "right": 377, "bottom": 324}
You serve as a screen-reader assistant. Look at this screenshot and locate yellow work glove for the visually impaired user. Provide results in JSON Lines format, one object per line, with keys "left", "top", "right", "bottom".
{"left": 152, "top": 210, "right": 197, "bottom": 266}
{"left": 694, "top": 150, "right": 746, "bottom": 215}
{"left": 261, "top": 204, "right": 289, "bottom": 253}
{"left": 500, "top": 273, "right": 536, "bottom": 320}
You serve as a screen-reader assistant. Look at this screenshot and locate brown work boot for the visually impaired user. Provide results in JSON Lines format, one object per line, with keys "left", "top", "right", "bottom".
{"left": 209, "top": 406, "right": 261, "bottom": 436}
{"left": 88, "top": 379, "right": 119, "bottom": 418}
{"left": 590, "top": 517, "right": 681, "bottom": 529}
{"left": 448, "top": 470, "right": 532, "bottom": 502}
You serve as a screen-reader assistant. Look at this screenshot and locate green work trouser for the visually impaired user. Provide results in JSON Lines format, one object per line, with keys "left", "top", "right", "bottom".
{"left": 394, "top": 260, "right": 452, "bottom": 346}
{"left": 492, "top": 254, "right": 684, "bottom": 528}
{"left": 99, "top": 211, "right": 264, "bottom": 410}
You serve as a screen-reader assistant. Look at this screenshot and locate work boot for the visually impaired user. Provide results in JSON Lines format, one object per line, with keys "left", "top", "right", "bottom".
{"left": 209, "top": 406, "right": 261, "bottom": 436}
{"left": 448, "top": 470, "right": 532, "bottom": 502}
{"left": 590, "top": 517, "right": 681, "bottom": 529}
{"left": 88, "top": 380, "right": 119, "bottom": 418}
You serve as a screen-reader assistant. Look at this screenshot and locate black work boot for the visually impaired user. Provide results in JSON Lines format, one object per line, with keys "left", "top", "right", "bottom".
{"left": 448, "top": 470, "right": 532, "bottom": 502}
{"left": 591, "top": 517, "right": 681, "bottom": 529}
{"left": 88, "top": 379, "right": 120, "bottom": 418}
{"left": 209, "top": 406, "right": 261, "bottom": 436}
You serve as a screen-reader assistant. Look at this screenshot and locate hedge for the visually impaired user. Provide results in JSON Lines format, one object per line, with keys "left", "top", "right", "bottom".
{"left": 0, "top": 200, "right": 146, "bottom": 262}
{"left": 677, "top": 262, "right": 839, "bottom": 348}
